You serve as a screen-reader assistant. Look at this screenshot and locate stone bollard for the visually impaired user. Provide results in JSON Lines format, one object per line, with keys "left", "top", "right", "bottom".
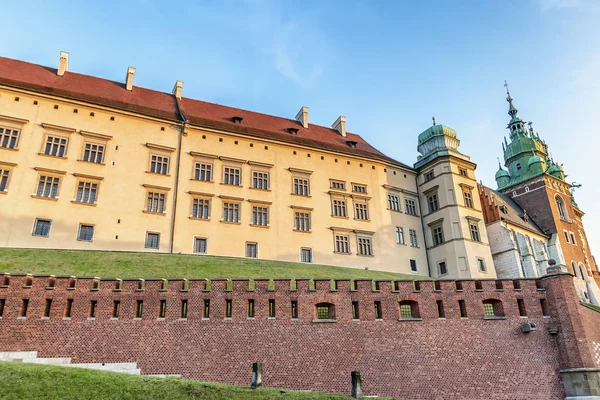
{"left": 351, "top": 370, "right": 363, "bottom": 398}
{"left": 251, "top": 362, "right": 263, "bottom": 390}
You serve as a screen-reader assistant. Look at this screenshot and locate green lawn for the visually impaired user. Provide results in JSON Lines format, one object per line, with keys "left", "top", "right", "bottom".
{"left": 0, "top": 248, "right": 425, "bottom": 280}
{"left": 0, "top": 362, "right": 398, "bottom": 400}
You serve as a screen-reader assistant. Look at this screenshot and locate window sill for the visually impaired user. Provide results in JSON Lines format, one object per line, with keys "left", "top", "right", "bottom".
{"left": 111, "top": 317, "right": 119, "bottom": 321}
{"left": 0, "top": 191, "right": 7, "bottom": 195}
{"left": 268, "top": 317, "right": 276, "bottom": 320}
{"left": 66, "top": 287, "right": 76, "bottom": 291}
{"left": 190, "top": 179, "right": 214, "bottom": 183}
{"left": 189, "top": 217, "right": 210, "bottom": 221}
{"left": 293, "top": 229, "right": 312, "bottom": 233}
{"left": 71, "top": 201, "right": 97, "bottom": 207}
{"left": 220, "top": 221, "right": 241, "bottom": 225}
{"left": 250, "top": 224, "right": 270, "bottom": 229}
{"left": 41, "top": 316, "right": 49, "bottom": 320}
{"left": 134, "top": 318, "right": 142, "bottom": 321}
{"left": 406, "top": 213, "right": 420, "bottom": 218}
{"left": 483, "top": 316, "right": 507, "bottom": 320}
{"left": 331, "top": 215, "right": 349, "bottom": 219}
{"left": 290, "top": 193, "right": 311, "bottom": 198}
{"left": 38, "top": 153, "right": 67, "bottom": 160}
{"left": 145, "top": 247, "right": 160, "bottom": 250}
{"left": 333, "top": 251, "right": 352, "bottom": 255}
{"left": 17, "top": 316, "right": 26, "bottom": 320}
{"left": 156, "top": 318, "right": 165, "bottom": 321}
{"left": 31, "top": 195, "right": 59, "bottom": 202}
{"left": 142, "top": 210, "right": 167, "bottom": 216}
{"left": 311, "top": 319, "right": 337, "bottom": 323}
{"left": 45, "top": 287, "right": 56, "bottom": 290}
{"left": 249, "top": 187, "right": 271, "bottom": 192}
{"left": 356, "top": 254, "right": 375, "bottom": 258}
{"left": 386, "top": 208, "right": 403, "bottom": 213}
{"left": 224, "top": 317, "right": 232, "bottom": 321}
{"left": 87, "top": 317, "right": 96, "bottom": 321}
{"left": 145, "top": 171, "right": 171, "bottom": 177}
{"left": 77, "top": 159, "right": 105, "bottom": 165}
{"left": 178, "top": 318, "right": 187, "bottom": 321}
{"left": 63, "top": 317, "right": 71, "bottom": 321}
{"left": 353, "top": 219, "right": 371, "bottom": 222}
{"left": 398, "top": 318, "right": 423, "bottom": 321}
{"left": 0, "top": 147, "right": 19, "bottom": 152}
{"left": 220, "top": 183, "right": 242, "bottom": 187}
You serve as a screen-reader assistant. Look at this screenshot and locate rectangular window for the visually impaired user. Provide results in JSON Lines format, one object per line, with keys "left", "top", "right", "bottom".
{"left": 0, "top": 127, "right": 20, "bottom": 149}
{"left": 89, "top": 300, "right": 97, "bottom": 318}
{"left": 194, "top": 163, "right": 212, "bottom": 181}
{"left": 459, "top": 168, "right": 468, "bottom": 177}
{"left": 332, "top": 199, "right": 347, "bottom": 217}
{"left": 436, "top": 300, "right": 445, "bottom": 318}
{"left": 0, "top": 169, "right": 10, "bottom": 192}
{"left": 374, "top": 301, "right": 382, "bottom": 319}
{"left": 357, "top": 237, "right": 373, "bottom": 256}
{"left": 463, "top": 190, "right": 474, "bottom": 208}
{"left": 36, "top": 176, "right": 60, "bottom": 198}
{"left": 223, "top": 167, "right": 241, "bottom": 186}
{"left": 388, "top": 194, "right": 401, "bottom": 211}
{"left": 352, "top": 301, "right": 359, "bottom": 320}
{"left": 352, "top": 184, "right": 367, "bottom": 193}
{"left": 459, "top": 300, "right": 467, "bottom": 318}
{"left": 409, "top": 259, "right": 418, "bottom": 272}
{"left": 82, "top": 143, "right": 105, "bottom": 164}
{"left": 293, "top": 177, "right": 310, "bottom": 196}
{"left": 246, "top": 242, "right": 258, "bottom": 258}
{"left": 112, "top": 300, "right": 120, "bottom": 318}
{"left": 291, "top": 301, "right": 298, "bottom": 319}
{"left": 181, "top": 300, "right": 188, "bottom": 319}
{"left": 44, "top": 299, "right": 52, "bottom": 318}
{"left": 248, "top": 300, "right": 254, "bottom": 318}
{"left": 294, "top": 212, "right": 311, "bottom": 231}
{"left": 75, "top": 181, "right": 98, "bottom": 204}
{"left": 269, "top": 299, "right": 275, "bottom": 318}
{"left": 147, "top": 192, "right": 166, "bottom": 213}
{"left": 150, "top": 155, "right": 169, "bottom": 174}
{"left": 33, "top": 218, "right": 52, "bottom": 237}
{"left": 194, "top": 237, "right": 207, "bottom": 254}
{"left": 0, "top": 299, "right": 5, "bottom": 317}
{"left": 77, "top": 224, "right": 94, "bottom": 242}
{"left": 44, "top": 135, "right": 68, "bottom": 157}
{"left": 335, "top": 234, "right": 350, "bottom": 254}
{"left": 400, "top": 304, "right": 412, "bottom": 318}
{"left": 438, "top": 261, "right": 447, "bottom": 276}
{"left": 570, "top": 233, "right": 576, "bottom": 245}
{"left": 145, "top": 232, "right": 160, "bottom": 249}
{"left": 424, "top": 170, "right": 434, "bottom": 182}
{"left": 223, "top": 202, "right": 240, "bottom": 223}
{"left": 564, "top": 230, "right": 570, "bottom": 243}
{"left": 540, "top": 299, "right": 549, "bottom": 316}
{"left": 405, "top": 199, "right": 418, "bottom": 215}
{"left": 517, "top": 298, "right": 527, "bottom": 317}
{"left": 225, "top": 299, "right": 232, "bottom": 318}
{"left": 65, "top": 299, "right": 73, "bottom": 318}
{"left": 252, "top": 171, "right": 269, "bottom": 190}
{"left": 204, "top": 299, "right": 210, "bottom": 318}
{"left": 158, "top": 300, "right": 166, "bottom": 318}
{"left": 20, "top": 299, "right": 29, "bottom": 317}
{"left": 409, "top": 229, "right": 419, "bottom": 247}
{"left": 136, "top": 300, "right": 143, "bottom": 318}
{"left": 477, "top": 258, "right": 486, "bottom": 272}
{"left": 470, "top": 223, "right": 481, "bottom": 242}
{"left": 330, "top": 180, "right": 345, "bottom": 190}
{"left": 483, "top": 303, "right": 494, "bottom": 317}
{"left": 252, "top": 206, "right": 269, "bottom": 226}
{"left": 192, "top": 198, "right": 210, "bottom": 219}
{"left": 396, "top": 227, "right": 405, "bottom": 245}
{"left": 427, "top": 194, "right": 439, "bottom": 213}
{"left": 354, "top": 203, "right": 369, "bottom": 220}
{"left": 432, "top": 225, "right": 444, "bottom": 246}
{"left": 300, "top": 248, "right": 312, "bottom": 263}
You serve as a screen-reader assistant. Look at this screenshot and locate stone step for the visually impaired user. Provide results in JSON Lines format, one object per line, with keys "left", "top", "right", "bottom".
{"left": 66, "top": 363, "right": 140, "bottom": 375}
{"left": 0, "top": 351, "right": 38, "bottom": 360}
{"left": 22, "top": 357, "right": 72, "bottom": 365}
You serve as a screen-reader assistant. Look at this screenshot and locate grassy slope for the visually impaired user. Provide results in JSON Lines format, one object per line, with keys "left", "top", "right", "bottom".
{"left": 0, "top": 248, "right": 425, "bottom": 280}
{"left": 0, "top": 363, "right": 398, "bottom": 400}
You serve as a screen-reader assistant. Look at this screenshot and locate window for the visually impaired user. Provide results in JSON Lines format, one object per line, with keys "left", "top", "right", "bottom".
{"left": 225, "top": 299, "right": 232, "bottom": 318}
{"left": 483, "top": 299, "right": 504, "bottom": 318}
{"left": 564, "top": 230, "right": 570, "bottom": 243}
{"left": 300, "top": 248, "right": 312, "bottom": 263}
{"left": 354, "top": 202, "right": 369, "bottom": 220}
{"left": 136, "top": 300, "right": 143, "bottom": 318}
{"left": 65, "top": 299, "right": 73, "bottom": 318}
{"left": 223, "top": 167, "right": 241, "bottom": 185}
{"left": 44, "top": 135, "right": 68, "bottom": 157}
{"left": 146, "top": 192, "right": 166, "bottom": 213}
{"left": 374, "top": 301, "right": 382, "bottom": 319}
{"left": 44, "top": 299, "right": 52, "bottom": 318}
{"left": 470, "top": 223, "right": 481, "bottom": 242}
{"left": 246, "top": 242, "right": 258, "bottom": 258}
{"left": 89, "top": 300, "right": 97, "bottom": 318}
{"left": 405, "top": 199, "right": 418, "bottom": 215}
{"left": 396, "top": 227, "right": 405, "bottom": 245}
{"left": 432, "top": 225, "right": 444, "bottom": 246}
{"left": 459, "top": 168, "right": 467, "bottom": 177}
{"left": 252, "top": 172, "right": 269, "bottom": 190}
{"left": 352, "top": 184, "right": 367, "bottom": 193}
{"left": 75, "top": 181, "right": 98, "bottom": 204}
{"left": 194, "top": 162, "right": 213, "bottom": 181}
{"left": 315, "top": 303, "right": 335, "bottom": 320}
{"left": 293, "top": 177, "right": 310, "bottom": 196}
{"left": 150, "top": 155, "right": 169, "bottom": 174}
{"left": 570, "top": 232, "right": 577, "bottom": 246}
{"left": 145, "top": 232, "right": 160, "bottom": 249}
{"left": 399, "top": 301, "right": 420, "bottom": 319}
{"left": 194, "top": 237, "right": 207, "bottom": 254}
{"left": 33, "top": 219, "right": 51, "bottom": 237}
{"left": 181, "top": 300, "right": 188, "bottom": 319}
{"left": 388, "top": 194, "right": 401, "bottom": 211}
{"left": 332, "top": 199, "right": 347, "bottom": 217}
{"left": 335, "top": 234, "right": 350, "bottom": 254}
{"left": 0, "top": 168, "right": 10, "bottom": 192}
{"left": 352, "top": 301, "right": 359, "bottom": 320}
{"left": 269, "top": 299, "right": 276, "bottom": 318}
{"left": 427, "top": 193, "right": 439, "bottom": 213}
{"left": 223, "top": 202, "right": 240, "bottom": 223}
{"left": 517, "top": 298, "right": 527, "bottom": 317}
{"left": 463, "top": 190, "right": 474, "bottom": 208}
{"left": 409, "top": 259, "right": 418, "bottom": 272}
{"left": 252, "top": 206, "right": 269, "bottom": 226}
{"left": 291, "top": 301, "right": 298, "bottom": 319}
{"left": 330, "top": 180, "right": 345, "bottom": 190}
{"left": 477, "top": 258, "right": 486, "bottom": 272}
{"left": 77, "top": 224, "right": 94, "bottom": 241}
{"left": 0, "top": 127, "right": 20, "bottom": 149}
{"left": 556, "top": 196, "right": 568, "bottom": 220}
{"left": 436, "top": 300, "right": 445, "bottom": 318}
{"left": 294, "top": 212, "right": 311, "bottom": 231}
{"left": 158, "top": 300, "right": 166, "bottom": 318}
{"left": 438, "top": 261, "right": 447, "bottom": 276}
{"left": 459, "top": 300, "right": 467, "bottom": 318}
{"left": 82, "top": 143, "right": 105, "bottom": 164}
{"left": 357, "top": 237, "right": 373, "bottom": 256}
{"left": 36, "top": 175, "right": 60, "bottom": 198}
{"left": 424, "top": 170, "right": 434, "bottom": 182}
{"left": 192, "top": 198, "right": 210, "bottom": 219}
{"left": 204, "top": 300, "right": 210, "bottom": 318}
{"left": 409, "top": 229, "right": 419, "bottom": 247}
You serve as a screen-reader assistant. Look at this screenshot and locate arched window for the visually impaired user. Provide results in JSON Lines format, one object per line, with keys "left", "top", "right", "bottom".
{"left": 315, "top": 303, "right": 335, "bottom": 320}
{"left": 579, "top": 264, "right": 587, "bottom": 281}
{"left": 571, "top": 261, "right": 578, "bottom": 277}
{"left": 556, "top": 196, "right": 568, "bottom": 220}
{"left": 399, "top": 300, "right": 420, "bottom": 319}
{"left": 482, "top": 299, "right": 505, "bottom": 319}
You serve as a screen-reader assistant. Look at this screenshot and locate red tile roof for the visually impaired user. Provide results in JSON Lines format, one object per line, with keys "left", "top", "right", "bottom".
{"left": 0, "top": 56, "right": 409, "bottom": 169}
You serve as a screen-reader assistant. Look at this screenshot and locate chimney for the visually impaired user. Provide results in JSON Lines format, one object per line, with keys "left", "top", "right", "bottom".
{"left": 295, "top": 106, "right": 309, "bottom": 129}
{"left": 172, "top": 80, "right": 183, "bottom": 99}
{"left": 125, "top": 67, "right": 136, "bottom": 91}
{"left": 332, "top": 116, "right": 346, "bottom": 137}
{"left": 57, "top": 51, "right": 69, "bottom": 77}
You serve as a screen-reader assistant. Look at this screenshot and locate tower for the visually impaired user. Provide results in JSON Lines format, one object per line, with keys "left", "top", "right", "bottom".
{"left": 415, "top": 118, "right": 495, "bottom": 279}
{"left": 495, "top": 83, "right": 600, "bottom": 304}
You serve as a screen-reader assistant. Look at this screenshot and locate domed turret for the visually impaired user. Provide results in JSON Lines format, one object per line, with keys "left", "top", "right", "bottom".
{"left": 495, "top": 160, "right": 510, "bottom": 189}
{"left": 528, "top": 151, "right": 545, "bottom": 175}
{"left": 548, "top": 163, "right": 564, "bottom": 180}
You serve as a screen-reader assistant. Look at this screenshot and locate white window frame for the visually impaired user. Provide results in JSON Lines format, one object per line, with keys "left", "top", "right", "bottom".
{"left": 145, "top": 231, "right": 160, "bottom": 249}
{"left": 77, "top": 223, "right": 95, "bottom": 242}
{"left": 193, "top": 236, "right": 208, "bottom": 254}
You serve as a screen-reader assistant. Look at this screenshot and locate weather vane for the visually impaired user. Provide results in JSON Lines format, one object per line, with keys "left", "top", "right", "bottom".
{"left": 432, "top": 116, "right": 436, "bottom": 126}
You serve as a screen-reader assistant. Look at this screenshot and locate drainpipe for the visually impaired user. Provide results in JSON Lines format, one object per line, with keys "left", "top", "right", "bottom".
{"left": 170, "top": 98, "right": 188, "bottom": 254}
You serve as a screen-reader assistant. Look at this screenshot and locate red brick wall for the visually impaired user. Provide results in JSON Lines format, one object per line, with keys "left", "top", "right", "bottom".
{"left": 0, "top": 275, "right": 565, "bottom": 399}
{"left": 580, "top": 305, "right": 600, "bottom": 368}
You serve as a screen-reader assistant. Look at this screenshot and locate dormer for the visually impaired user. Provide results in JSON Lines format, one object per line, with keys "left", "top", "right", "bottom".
{"left": 232, "top": 116, "right": 243, "bottom": 124}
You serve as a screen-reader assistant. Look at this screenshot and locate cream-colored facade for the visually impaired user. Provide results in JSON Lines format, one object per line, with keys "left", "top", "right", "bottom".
{"left": 0, "top": 53, "right": 435, "bottom": 275}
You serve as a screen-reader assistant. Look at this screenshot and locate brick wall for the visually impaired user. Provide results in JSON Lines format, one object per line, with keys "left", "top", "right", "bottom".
{"left": 0, "top": 275, "right": 565, "bottom": 399}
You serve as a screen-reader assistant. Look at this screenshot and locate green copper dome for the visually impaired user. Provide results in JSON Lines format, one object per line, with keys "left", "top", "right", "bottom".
{"left": 417, "top": 124, "right": 457, "bottom": 145}
{"left": 495, "top": 166, "right": 510, "bottom": 179}
{"left": 528, "top": 154, "right": 543, "bottom": 166}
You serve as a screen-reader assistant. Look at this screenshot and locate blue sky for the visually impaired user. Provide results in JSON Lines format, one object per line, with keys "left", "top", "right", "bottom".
{"left": 2, "top": 0, "right": 600, "bottom": 254}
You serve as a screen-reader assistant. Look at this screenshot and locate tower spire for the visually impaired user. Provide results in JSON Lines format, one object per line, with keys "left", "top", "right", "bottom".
{"left": 504, "top": 80, "right": 518, "bottom": 118}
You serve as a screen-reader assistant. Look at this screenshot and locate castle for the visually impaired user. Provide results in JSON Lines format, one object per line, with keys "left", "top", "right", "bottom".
{"left": 1, "top": 52, "right": 600, "bottom": 399}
